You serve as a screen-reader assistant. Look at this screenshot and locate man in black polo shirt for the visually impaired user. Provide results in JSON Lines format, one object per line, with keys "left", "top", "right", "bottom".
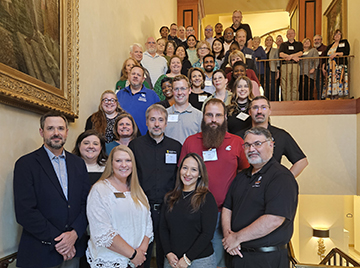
{"left": 129, "top": 104, "right": 182, "bottom": 268}
{"left": 279, "top": 28, "right": 303, "bottom": 101}
{"left": 230, "top": 10, "right": 253, "bottom": 48}
{"left": 222, "top": 127, "right": 298, "bottom": 268}
{"left": 237, "top": 96, "right": 308, "bottom": 178}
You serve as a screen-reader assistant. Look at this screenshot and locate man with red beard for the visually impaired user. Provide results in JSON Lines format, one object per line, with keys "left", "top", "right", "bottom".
{"left": 179, "top": 98, "right": 249, "bottom": 268}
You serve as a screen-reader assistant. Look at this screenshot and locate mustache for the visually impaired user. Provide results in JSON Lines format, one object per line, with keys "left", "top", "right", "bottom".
{"left": 51, "top": 135, "right": 62, "bottom": 139}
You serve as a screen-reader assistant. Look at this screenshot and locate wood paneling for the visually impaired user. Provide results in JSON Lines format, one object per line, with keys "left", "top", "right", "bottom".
{"left": 178, "top": 0, "right": 199, "bottom": 39}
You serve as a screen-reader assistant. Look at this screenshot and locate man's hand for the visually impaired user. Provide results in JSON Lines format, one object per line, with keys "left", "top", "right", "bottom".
{"left": 62, "top": 245, "right": 76, "bottom": 261}
{"left": 222, "top": 229, "right": 240, "bottom": 252}
{"left": 55, "top": 230, "right": 78, "bottom": 256}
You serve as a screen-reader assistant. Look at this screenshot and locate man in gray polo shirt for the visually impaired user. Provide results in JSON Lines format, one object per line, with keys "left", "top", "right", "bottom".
{"left": 165, "top": 75, "right": 202, "bottom": 144}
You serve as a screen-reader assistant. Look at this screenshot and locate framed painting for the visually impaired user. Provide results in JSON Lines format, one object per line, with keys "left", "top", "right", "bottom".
{"left": 0, "top": 0, "right": 79, "bottom": 121}
{"left": 323, "top": 0, "right": 347, "bottom": 46}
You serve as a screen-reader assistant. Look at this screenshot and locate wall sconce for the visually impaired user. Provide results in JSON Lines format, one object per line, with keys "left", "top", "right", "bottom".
{"left": 313, "top": 228, "right": 330, "bottom": 261}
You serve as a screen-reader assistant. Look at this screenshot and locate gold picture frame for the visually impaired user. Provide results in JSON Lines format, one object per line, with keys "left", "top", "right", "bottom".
{"left": 323, "top": 0, "right": 347, "bottom": 46}
{"left": 0, "top": 0, "right": 79, "bottom": 121}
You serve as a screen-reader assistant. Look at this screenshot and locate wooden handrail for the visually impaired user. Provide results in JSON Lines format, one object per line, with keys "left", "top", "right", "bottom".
{"left": 0, "top": 252, "right": 17, "bottom": 268}
{"left": 320, "top": 248, "right": 360, "bottom": 267}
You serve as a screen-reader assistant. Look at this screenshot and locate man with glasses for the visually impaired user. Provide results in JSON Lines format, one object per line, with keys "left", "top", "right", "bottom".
{"left": 237, "top": 96, "right": 308, "bottom": 177}
{"left": 180, "top": 98, "right": 249, "bottom": 268}
{"left": 165, "top": 75, "right": 202, "bottom": 144}
{"left": 222, "top": 127, "right": 298, "bottom": 268}
{"left": 141, "top": 37, "right": 168, "bottom": 87}
{"left": 223, "top": 27, "right": 234, "bottom": 53}
{"left": 117, "top": 65, "right": 160, "bottom": 135}
{"left": 230, "top": 10, "right": 253, "bottom": 48}
{"left": 204, "top": 25, "right": 215, "bottom": 46}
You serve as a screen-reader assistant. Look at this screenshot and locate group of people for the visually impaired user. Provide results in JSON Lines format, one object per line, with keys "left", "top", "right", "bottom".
{"left": 114, "top": 10, "right": 350, "bottom": 103}
{"left": 13, "top": 9, "right": 316, "bottom": 268}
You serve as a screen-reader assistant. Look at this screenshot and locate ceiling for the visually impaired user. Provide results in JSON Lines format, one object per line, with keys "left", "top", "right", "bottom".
{"left": 203, "top": 0, "right": 290, "bottom": 15}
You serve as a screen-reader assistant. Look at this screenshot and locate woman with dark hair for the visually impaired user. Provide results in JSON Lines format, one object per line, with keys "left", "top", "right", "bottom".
{"left": 160, "top": 26, "right": 170, "bottom": 40}
{"left": 186, "top": 35, "right": 199, "bottom": 65}
{"left": 202, "top": 69, "right": 232, "bottom": 109}
{"left": 212, "top": 38, "right": 225, "bottom": 68}
{"left": 160, "top": 153, "right": 217, "bottom": 268}
{"left": 86, "top": 145, "right": 153, "bottom": 268}
{"left": 73, "top": 130, "right": 107, "bottom": 185}
{"left": 175, "top": 45, "right": 192, "bottom": 76}
{"left": 322, "top": 29, "right": 350, "bottom": 99}
{"left": 115, "top": 57, "right": 150, "bottom": 92}
{"left": 227, "top": 61, "right": 260, "bottom": 96}
{"left": 85, "top": 90, "right": 123, "bottom": 143}
{"left": 188, "top": 67, "right": 211, "bottom": 110}
{"left": 164, "top": 40, "right": 177, "bottom": 64}
{"left": 227, "top": 76, "right": 254, "bottom": 134}
{"left": 157, "top": 76, "right": 175, "bottom": 108}
{"left": 105, "top": 113, "right": 138, "bottom": 155}
{"left": 154, "top": 55, "right": 182, "bottom": 100}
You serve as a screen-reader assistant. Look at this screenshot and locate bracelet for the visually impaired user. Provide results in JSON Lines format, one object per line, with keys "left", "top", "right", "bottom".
{"left": 129, "top": 249, "right": 137, "bottom": 260}
{"left": 183, "top": 254, "right": 191, "bottom": 266}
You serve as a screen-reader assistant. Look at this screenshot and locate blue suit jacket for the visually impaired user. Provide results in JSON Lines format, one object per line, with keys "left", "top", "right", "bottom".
{"left": 13, "top": 146, "right": 90, "bottom": 268}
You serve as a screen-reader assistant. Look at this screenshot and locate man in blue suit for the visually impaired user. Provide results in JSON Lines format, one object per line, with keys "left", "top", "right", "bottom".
{"left": 14, "top": 112, "right": 90, "bottom": 268}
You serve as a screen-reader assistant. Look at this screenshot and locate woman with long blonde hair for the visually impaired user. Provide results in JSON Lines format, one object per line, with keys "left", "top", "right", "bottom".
{"left": 86, "top": 145, "right": 153, "bottom": 268}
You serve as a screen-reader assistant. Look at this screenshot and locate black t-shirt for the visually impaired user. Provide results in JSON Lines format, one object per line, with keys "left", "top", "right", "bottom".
{"left": 237, "top": 124, "right": 306, "bottom": 164}
{"left": 189, "top": 91, "right": 211, "bottom": 111}
{"left": 279, "top": 40, "right": 303, "bottom": 63}
{"left": 128, "top": 132, "right": 182, "bottom": 204}
{"left": 227, "top": 102, "right": 252, "bottom": 134}
{"left": 223, "top": 157, "right": 298, "bottom": 248}
{"left": 231, "top": 23, "right": 253, "bottom": 41}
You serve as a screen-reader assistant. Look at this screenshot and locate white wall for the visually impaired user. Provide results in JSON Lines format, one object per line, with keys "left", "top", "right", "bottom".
{"left": 0, "top": 0, "right": 177, "bottom": 258}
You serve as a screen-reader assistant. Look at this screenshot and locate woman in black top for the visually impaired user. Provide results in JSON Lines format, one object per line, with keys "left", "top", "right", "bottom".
{"left": 227, "top": 76, "right": 254, "bottom": 134}
{"left": 156, "top": 76, "right": 175, "bottom": 108}
{"left": 160, "top": 153, "right": 217, "bottom": 268}
{"left": 188, "top": 67, "right": 211, "bottom": 110}
{"left": 322, "top": 29, "right": 350, "bottom": 99}
{"left": 85, "top": 90, "right": 123, "bottom": 143}
{"left": 175, "top": 45, "right": 192, "bottom": 76}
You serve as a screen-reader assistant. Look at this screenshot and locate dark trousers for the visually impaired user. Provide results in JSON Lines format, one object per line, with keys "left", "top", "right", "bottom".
{"left": 144, "top": 205, "right": 164, "bottom": 268}
{"left": 298, "top": 75, "right": 314, "bottom": 100}
{"left": 232, "top": 249, "right": 289, "bottom": 268}
{"left": 265, "top": 71, "right": 280, "bottom": 101}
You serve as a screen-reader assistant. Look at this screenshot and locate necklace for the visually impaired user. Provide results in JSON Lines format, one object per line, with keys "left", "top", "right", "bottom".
{"left": 182, "top": 190, "right": 194, "bottom": 199}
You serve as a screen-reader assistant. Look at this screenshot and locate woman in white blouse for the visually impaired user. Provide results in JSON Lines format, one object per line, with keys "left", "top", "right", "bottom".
{"left": 86, "top": 145, "right": 153, "bottom": 268}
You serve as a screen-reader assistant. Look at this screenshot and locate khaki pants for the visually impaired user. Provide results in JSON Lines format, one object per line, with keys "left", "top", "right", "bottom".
{"left": 281, "top": 63, "right": 300, "bottom": 101}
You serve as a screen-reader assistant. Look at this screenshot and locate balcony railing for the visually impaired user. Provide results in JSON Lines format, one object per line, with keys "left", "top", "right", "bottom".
{"left": 256, "top": 55, "right": 354, "bottom": 101}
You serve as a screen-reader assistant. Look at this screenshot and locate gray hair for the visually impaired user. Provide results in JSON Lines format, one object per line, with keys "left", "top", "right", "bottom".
{"left": 130, "top": 43, "right": 143, "bottom": 52}
{"left": 244, "top": 127, "right": 273, "bottom": 140}
{"left": 146, "top": 104, "right": 168, "bottom": 122}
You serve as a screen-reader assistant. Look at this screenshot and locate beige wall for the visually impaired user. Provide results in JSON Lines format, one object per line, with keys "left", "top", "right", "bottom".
{"left": 0, "top": 0, "right": 177, "bottom": 257}
{"left": 201, "top": 11, "right": 289, "bottom": 43}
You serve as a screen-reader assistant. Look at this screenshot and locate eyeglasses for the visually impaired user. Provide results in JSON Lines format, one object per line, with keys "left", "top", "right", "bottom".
{"left": 173, "top": 87, "right": 188, "bottom": 92}
{"left": 242, "top": 140, "right": 270, "bottom": 149}
{"left": 250, "top": 105, "right": 269, "bottom": 111}
{"left": 102, "top": 98, "right": 116, "bottom": 104}
{"left": 205, "top": 29, "right": 213, "bottom": 32}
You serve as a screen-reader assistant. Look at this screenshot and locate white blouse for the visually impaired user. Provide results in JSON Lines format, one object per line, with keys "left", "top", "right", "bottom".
{"left": 86, "top": 179, "right": 153, "bottom": 268}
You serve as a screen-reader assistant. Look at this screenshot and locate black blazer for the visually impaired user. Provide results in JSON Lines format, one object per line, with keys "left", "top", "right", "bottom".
{"left": 14, "top": 146, "right": 90, "bottom": 268}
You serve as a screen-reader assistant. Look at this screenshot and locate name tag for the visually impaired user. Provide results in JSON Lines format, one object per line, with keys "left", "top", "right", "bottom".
{"left": 203, "top": 148, "right": 218, "bottom": 161}
{"left": 245, "top": 54, "right": 252, "bottom": 59}
{"left": 303, "top": 51, "right": 309, "bottom": 56}
{"left": 168, "top": 114, "right": 179, "bottom": 122}
{"left": 318, "top": 51, "right": 322, "bottom": 55}
{"left": 236, "top": 112, "right": 249, "bottom": 121}
{"left": 138, "top": 96, "right": 147, "bottom": 102}
{"left": 205, "top": 80, "right": 212, "bottom": 86}
{"left": 114, "top": 192, "right": 125, "bottom": 198}
{"left": 289, "top": 46, "right": 294, "bottom": 50}
{"left": 165, "top": 151, "right": 177, "bottom": 164}
{"left": 198, "top": 95, "right": 207, "bottom": 102}
{"left": 339, "top": 43, "right": 345, "bottom": 48}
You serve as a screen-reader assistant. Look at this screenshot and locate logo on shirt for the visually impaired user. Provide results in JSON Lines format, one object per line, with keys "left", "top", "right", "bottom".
{"left": 138, "top": 93, "right": 147, "bottom": 102}
{"left": 225, "top": 145, "right": 232, "bottom": 151}
{"left": 252, "top": 176, "right": 262, "bottom": 188}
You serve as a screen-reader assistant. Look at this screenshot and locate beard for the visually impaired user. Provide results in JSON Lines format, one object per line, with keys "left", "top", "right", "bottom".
{"left": 201, "top": 119, "right": 227, "bottom": 149}
{"left": 44, "top": 135, "right": 66, "bottom": 150}
{"left": 148, "top": 47, "right": 157, "bottom": 54}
